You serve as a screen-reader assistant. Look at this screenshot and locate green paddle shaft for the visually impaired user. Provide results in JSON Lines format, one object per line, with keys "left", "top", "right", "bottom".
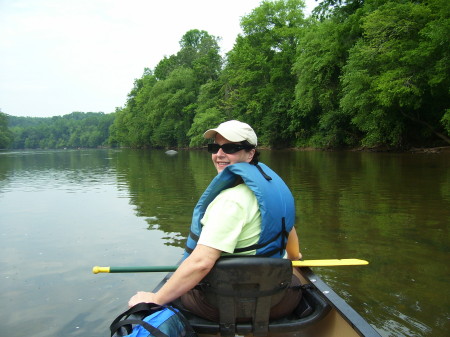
{"left": 92, "top": 259, "right": 368, "bottom": 274}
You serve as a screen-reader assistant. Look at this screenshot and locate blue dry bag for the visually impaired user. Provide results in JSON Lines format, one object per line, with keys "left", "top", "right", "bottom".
{"left": 110, "top": 302, "right": 197, "bottom": 337}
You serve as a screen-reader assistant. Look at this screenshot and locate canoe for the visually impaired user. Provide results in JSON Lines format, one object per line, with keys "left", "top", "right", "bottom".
{"left": 153, "top": 257, "right": 381, "bottom": 337}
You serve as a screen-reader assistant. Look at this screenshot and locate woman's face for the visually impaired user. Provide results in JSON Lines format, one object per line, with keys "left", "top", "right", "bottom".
{"left": 212, "top": 134, "right": 255, "bottom": 173}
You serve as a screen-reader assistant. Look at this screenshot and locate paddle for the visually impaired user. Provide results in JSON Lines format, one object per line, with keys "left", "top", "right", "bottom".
{"left": 92, "top": 259, "right": 368, "bottom": 274}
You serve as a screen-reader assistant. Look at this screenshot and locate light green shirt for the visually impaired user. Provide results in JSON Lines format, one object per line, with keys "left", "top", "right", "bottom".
{"left": 197, "top": 183, "right": 261, "bottom": 254}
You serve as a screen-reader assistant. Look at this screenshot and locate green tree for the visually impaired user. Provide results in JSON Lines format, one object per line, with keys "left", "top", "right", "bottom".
{"left": 223, "top": 0, "right": 307, "bottom": 146}
{"left": 109, "top": 69, "right": 158, "bottom": 147}
{"left": 0, "top": 111, "right": 13, "bottom": 148}
{"left": 154, "top": 55, "right": 179, "bottom": 80}
{"left": 312, "top": 0, "right": 365, "bottom": 20}
{"left": 292, "top": 11, "right": 362, "bottom": 147}
{"left": 188, "top": 80, "right": 227, "bottom": 146}
{"left": 340, "top": 0, "right": 450, "bottom": 147}
{"left": 147, "top": 67, "right": 198, "bottom": 147}
{"left": 112, "top": 30, "right": 222, "bottom": 148}
{"left": 178, "top": 29, "right": 222, "bottom": 83}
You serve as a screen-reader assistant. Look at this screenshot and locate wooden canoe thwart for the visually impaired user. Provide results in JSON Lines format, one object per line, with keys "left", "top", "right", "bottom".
{"left": 151, "top": 257, "right": 381, "bottom": 337}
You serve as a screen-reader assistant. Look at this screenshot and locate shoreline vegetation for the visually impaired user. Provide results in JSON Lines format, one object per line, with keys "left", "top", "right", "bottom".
{"left": 2, "top": 144, "right": 449, "bottom": 154}
{"left": 1, "top": 0, "right": 448, "bottom": 151}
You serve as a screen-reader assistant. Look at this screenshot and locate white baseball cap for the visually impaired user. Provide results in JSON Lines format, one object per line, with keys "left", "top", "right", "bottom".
{"left": 203, "top": 120, "right": 257, "bottom": 146}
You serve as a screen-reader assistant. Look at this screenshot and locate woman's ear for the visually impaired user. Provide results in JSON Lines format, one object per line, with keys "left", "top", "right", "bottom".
{"left": 246, "top": 149, "right": 256, "bottom": 162}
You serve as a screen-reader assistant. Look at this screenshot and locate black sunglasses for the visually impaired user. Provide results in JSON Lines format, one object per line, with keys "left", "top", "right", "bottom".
{"left": 207, "top": 143, "right": 253, "bottom": 154}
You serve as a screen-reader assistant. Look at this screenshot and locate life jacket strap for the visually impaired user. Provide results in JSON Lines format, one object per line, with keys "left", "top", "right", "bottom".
{"left": 184, "top": 230, "right": 200, "bottom": 255}
{"left": 188, "top": 229, "right": 199, "bottom": 242}
{"left": 255, "top": 164, "right": 272, "bottom": 181}
{"left": 233, "top": 217, "right": 289, "bottom": 256}
{"left": 233, "top": 231, "right": 282, "bottom": 253}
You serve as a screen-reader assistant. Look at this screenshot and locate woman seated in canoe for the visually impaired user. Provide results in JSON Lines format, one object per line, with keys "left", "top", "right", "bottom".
{"left": 129, "top": 120, "right": 302, "bottom": 321}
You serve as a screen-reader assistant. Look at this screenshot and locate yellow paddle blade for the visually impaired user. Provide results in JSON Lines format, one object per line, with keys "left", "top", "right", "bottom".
{"left": 292, "top": 259, "right": 369, "bottom": 267}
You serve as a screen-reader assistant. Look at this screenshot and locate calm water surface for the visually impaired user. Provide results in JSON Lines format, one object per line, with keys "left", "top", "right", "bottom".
{"left": 0, "top": 149, "right": 448, "bottom": 337}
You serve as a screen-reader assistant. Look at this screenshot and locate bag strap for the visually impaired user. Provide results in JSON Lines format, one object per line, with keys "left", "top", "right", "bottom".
{"left": 112, "top": 302, "right": 162, "bottom": 322}
{"left": 112, "top": 318, "right": 169, "bottom": 337}
{"left": 110, "top": 302, "right": 165, "bottom": 337}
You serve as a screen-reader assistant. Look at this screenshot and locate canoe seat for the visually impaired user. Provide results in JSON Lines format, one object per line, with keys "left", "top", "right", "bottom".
{"left": 201, "top": 257, "right": 293, "bottom": 336}
{"left": 177, "top": 257, "right": 331, "bottom": 336}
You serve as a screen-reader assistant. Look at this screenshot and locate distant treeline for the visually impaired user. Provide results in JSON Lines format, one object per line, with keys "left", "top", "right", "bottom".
{"left": 5, "top": 112, "right": 115, "bottom": 149}
{"left": 1, "top": 0, "right": 449, "bottom": 150}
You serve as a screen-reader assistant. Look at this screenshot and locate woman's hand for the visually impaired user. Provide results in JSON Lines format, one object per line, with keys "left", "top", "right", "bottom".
{"left": 128, "top": 245, "right": 221, "bottom": 308}
{"left": 128, "top": 291, "right": 159, "bottom": 307}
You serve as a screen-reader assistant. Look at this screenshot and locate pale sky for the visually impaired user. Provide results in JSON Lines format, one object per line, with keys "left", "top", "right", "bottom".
{"left": 0, "top": 0, "right": 317, "bottom": 118}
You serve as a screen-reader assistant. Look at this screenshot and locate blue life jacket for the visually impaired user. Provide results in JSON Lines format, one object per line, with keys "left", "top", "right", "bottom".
{"left": 183, "top": 162, "right": 295, "bottom": 259}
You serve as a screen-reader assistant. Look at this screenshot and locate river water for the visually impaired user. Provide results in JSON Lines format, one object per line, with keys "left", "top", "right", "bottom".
{"left": 0, "top": 149, "right": 448, "bottom": 336}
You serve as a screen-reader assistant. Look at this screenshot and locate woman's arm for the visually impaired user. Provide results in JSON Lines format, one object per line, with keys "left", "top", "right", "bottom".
{"left": 286, "top": 227, "right": 302, "bottom": 260}
{"left": 128, "top": 244, "right": 221, "bottom": 307}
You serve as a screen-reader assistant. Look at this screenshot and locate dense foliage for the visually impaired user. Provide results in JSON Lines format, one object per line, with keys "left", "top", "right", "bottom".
{"left": 7, "top": 112, "right": 115, "bottom": 149}
{"left": 112, "top": 0, "right": 449, "bottom": 150}
{"left": 0, "top": 111, "right": 13, "bottom": 148}
{"left": 109, "top": 29, "right": 223, "bottom": 148}
{"left": 3, "top": 0, "right": 449, "bottom": 150}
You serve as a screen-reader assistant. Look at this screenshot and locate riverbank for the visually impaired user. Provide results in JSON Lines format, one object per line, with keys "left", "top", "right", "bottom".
{"left": 4, "top": 144, "right": 449, "bottom": 153}
{"left": 408, "top": 146, "right": 450, "bottom": 153}
{"left": 277, "top": 145, "right": 450, "bottom": 153}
